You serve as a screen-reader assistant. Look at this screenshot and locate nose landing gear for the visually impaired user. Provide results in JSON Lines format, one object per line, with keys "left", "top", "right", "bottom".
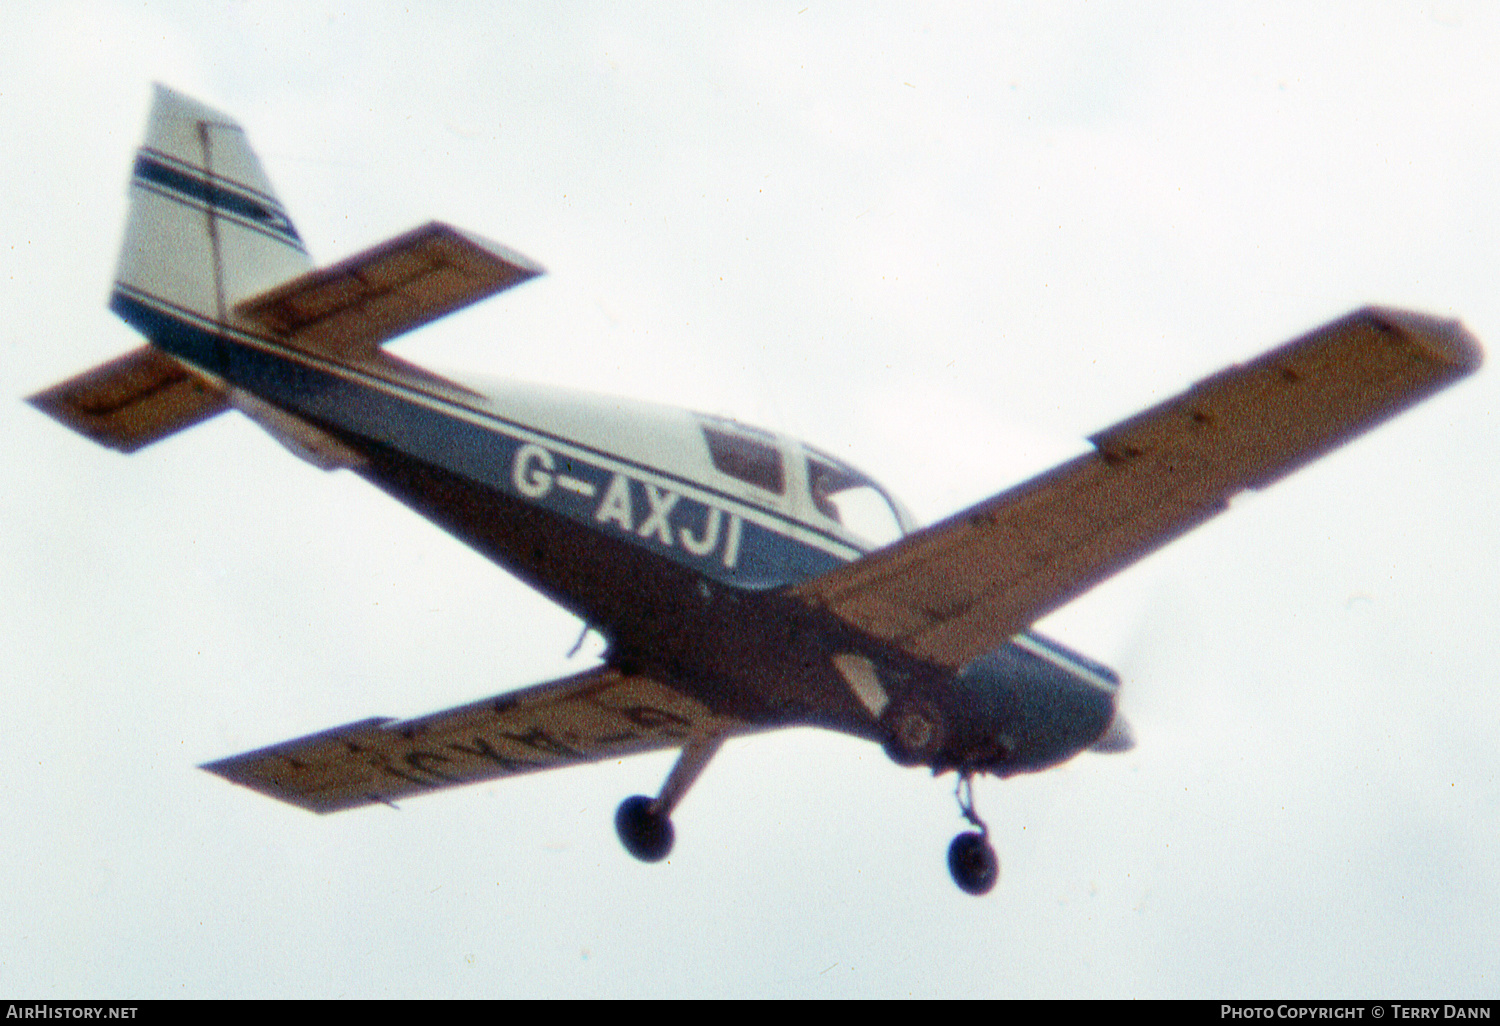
{"left": 948, "top": 774, "right": 999, "bottom": 896}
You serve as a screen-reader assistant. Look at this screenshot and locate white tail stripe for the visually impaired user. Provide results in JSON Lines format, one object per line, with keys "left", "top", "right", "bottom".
{"left": 1012, "top": 633, "right": 1119, "bottom": 694}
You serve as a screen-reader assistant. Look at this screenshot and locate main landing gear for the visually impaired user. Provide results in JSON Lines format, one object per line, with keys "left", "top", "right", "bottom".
{"left": 947, "top": 774, "right": 999, "bottom": 896}
{"left": 615, "top": 794, "right": 674, "bottom": 861}
{"left": 615, "top": 733, "right": 723, "bottom": 864}
{"left": 615, "top": 733, "right": 999, "bottom": 896}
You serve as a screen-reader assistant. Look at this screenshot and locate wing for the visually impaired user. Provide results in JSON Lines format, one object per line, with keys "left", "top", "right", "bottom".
{"left": 794, "top": 307, "right": 1482, "bottom": 670}
{"left": 233, "top": 221, "right": 544, "bottom": 359}
{"left": 203, "top": 666, "right": 751, "bottom": 813}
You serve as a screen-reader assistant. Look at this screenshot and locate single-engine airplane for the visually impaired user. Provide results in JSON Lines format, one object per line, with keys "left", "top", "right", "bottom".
{"left": 29, "top": 87, "right": 1483, "bottom": 895}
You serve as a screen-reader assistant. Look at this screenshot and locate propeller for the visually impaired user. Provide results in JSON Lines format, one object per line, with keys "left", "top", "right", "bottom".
{"left": 1090, "top": 708, "right": 1136, "bottom": 753}
{"left": 1083, "top": 583, "right": 1205, "bottom": 756}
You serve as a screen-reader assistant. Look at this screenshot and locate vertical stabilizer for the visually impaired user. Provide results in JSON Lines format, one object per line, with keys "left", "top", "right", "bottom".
{"left": 111, "top": 85, "right": 312, "bottom": 340}
{"left": 32, "top": 87, "right": 542, "bottom": 455}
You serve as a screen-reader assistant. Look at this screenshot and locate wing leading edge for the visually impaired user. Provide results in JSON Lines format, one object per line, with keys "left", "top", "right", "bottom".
{"left": 794, "top": 307, "right": 1482, "bottom": 670}
{"left": 204, "top": 666, "right": 751, "bottom": 813}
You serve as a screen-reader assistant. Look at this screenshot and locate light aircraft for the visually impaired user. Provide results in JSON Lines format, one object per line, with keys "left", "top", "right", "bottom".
{"left": 30, "top": 87, "right": 1483, "bottom": 895}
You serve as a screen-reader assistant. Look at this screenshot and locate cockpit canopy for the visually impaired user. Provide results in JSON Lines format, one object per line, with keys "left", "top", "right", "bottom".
{"left": 449, "top": 373, "right": 916, "bottom": 557}
{"left": 697, "top": 416, "right": 915, "bottom": 550}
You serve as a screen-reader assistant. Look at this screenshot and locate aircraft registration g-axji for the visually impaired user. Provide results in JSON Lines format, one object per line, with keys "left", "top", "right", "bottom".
{"left": 30, "top": 86, "right": 1483, "bottom": 895}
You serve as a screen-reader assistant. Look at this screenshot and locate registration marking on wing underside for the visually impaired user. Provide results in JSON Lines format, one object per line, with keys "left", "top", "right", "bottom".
{"left": 203, "top": 667, "right": 755, "bottom": 814}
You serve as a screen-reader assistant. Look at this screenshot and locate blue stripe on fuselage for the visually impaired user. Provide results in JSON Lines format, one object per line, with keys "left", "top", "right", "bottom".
{"left": 112, "top": 289, "right": 855, "bottom": 589}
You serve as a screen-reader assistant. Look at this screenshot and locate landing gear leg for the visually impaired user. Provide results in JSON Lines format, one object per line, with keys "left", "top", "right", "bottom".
{"left": 615, "top": 733, "right": 723, "bottom": 864}
{"left": 947, "top": 774, "right": 999, "bottom": 896}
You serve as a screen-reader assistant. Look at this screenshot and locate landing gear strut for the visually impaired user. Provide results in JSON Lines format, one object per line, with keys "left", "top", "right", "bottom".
{"left": 614, "top": 733, "right": 724, "bottom": 864}
{"left": 947, "top": 774, "right": 999, "bottom": 896}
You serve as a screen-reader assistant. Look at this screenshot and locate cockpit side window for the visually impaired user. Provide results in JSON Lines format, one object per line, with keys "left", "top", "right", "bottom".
{"left": 703, "top": 427, "right": 785, "bottom": 494}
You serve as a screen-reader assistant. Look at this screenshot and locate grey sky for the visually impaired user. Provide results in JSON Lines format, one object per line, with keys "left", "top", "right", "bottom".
{"left": 1, "top": 2, "right": 1496, "bottom": 998}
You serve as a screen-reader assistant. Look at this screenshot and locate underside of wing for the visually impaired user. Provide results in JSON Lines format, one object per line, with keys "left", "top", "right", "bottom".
{"left": 795, "top": 307, "right": 1482, "bottom": 670}
{"left": 203, "top": 666, "right": 750, "bottom": 813}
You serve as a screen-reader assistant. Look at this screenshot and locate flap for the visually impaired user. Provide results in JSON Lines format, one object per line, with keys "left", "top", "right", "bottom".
{"left": 234, "top": 221, "right": 544, "bottom": 357}
{"left": 793, "top": 307, "right": 1482, "bottom": 670}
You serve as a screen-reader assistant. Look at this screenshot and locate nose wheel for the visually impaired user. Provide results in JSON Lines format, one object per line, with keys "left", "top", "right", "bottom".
{"left": 949, "top": 831, "right": 999, "bottom": 895}
{"left": 948, "top": 774, "right": 999, "bottom": 896}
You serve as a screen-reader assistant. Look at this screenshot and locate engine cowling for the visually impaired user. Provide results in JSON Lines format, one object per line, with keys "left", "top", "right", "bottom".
{"left": 935, "top": 634, "right": 1122, "bottom": 775}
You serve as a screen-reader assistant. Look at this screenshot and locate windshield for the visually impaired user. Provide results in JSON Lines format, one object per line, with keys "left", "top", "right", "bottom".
{"left": 806, "top": 452, "right": 911, "bottom": 548}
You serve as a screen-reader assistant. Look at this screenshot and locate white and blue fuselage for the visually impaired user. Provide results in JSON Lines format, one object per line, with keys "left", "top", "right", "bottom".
{"left": 115, "top": 277, "right": 1121, "bottom": 775}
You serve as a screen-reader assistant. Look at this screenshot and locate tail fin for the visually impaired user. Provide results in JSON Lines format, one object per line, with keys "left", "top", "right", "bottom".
{"left": 31, "top": 85, "right": 543, "bottom": 455}
{"left": 30, "top": 85, "right": 311, "bottom": 452}
{"left": 111, "top": 84, "right": 313, "bottom": 339}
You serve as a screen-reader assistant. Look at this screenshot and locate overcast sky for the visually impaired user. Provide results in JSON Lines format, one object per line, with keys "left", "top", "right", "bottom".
{"left": 2, "top": 1, "right": 1497, "bottom": 999}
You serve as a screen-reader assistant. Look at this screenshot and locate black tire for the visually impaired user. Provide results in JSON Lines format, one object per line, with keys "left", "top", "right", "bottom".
{"left": 615, "top": 795, "right": 674, "bottom": 863}
{"left": 947, "top": 831, "right": 999, "bottom": 895}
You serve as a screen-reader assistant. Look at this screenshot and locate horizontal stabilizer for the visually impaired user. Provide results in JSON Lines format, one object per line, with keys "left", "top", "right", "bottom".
{"left": 235, "top": 221, "right": 544, "bottom": 358}
{"left": 202, "top": 666, "right": 749, "bottom": 813}
{"left": 27, "top": 346, "right": 227, "bottom": 452}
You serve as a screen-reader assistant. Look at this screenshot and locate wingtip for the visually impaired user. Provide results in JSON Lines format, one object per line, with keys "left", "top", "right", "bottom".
{"left": 1362, "top": 306, "right": 1484, "bottom": 374}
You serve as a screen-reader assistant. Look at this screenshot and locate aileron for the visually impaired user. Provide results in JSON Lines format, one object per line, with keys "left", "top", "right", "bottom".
{"left": 1091, "top": 306, "right": 1481, "bottom": 490}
